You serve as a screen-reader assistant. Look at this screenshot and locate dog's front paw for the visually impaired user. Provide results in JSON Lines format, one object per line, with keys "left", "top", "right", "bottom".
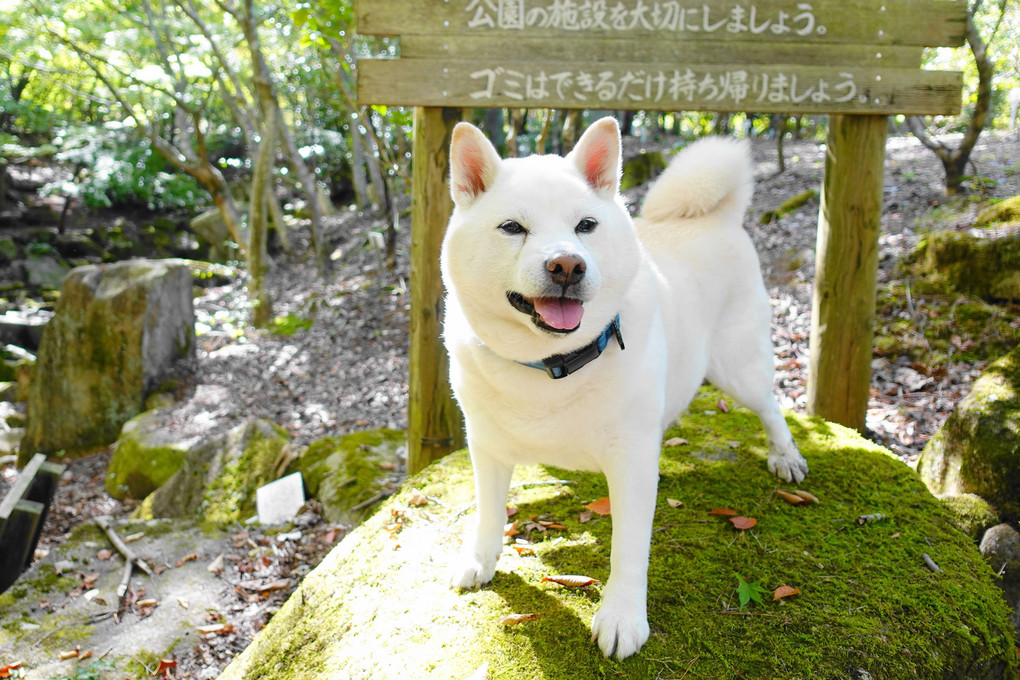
{"left": 449, "top": 549, "right": 498, "bottom": 590}
{"left": 768, "top": 441, "right": 808, "bottom": 484}
{"left": 590, "top": 594, "right": 650, "bottom": 660}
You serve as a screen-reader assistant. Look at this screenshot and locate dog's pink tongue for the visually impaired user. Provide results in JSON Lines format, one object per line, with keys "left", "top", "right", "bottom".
{"left": 533, "top": 297, "right": 584, "bottom": 330}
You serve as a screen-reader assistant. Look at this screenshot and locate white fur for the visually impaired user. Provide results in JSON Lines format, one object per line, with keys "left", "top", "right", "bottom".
{"left": 441, "top": 119, "right": 808, "bottom": 660}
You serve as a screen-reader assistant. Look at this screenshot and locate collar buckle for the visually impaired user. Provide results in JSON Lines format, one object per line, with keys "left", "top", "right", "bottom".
{"left": 521, "top": 315, "right": 624, "bottom": 380}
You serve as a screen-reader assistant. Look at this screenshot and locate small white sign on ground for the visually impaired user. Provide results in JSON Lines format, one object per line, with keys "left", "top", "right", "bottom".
{"left": 256, "top": 472, "right": 305, "bottom": 525}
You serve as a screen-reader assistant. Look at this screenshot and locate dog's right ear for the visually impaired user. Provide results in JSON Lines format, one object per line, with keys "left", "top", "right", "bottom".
{"left": 450, "top": 122, "right": 501, "bottom": 208}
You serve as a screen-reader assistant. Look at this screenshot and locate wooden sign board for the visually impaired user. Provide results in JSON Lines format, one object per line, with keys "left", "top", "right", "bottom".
{"left": 357, "top": 0, "right": 966, "bottom": 114}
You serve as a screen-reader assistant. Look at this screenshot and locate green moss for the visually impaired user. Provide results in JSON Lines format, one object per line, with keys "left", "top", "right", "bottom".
{"left": 295, "top": 429, "right": 404, "bottom": 524}
{"left": 759, "top": 189, "right": 819, "bottom": 224}
{"left": 939, "top": 494, "right": 1000, "bottom": 540}
{"left": 906, "top": 230, "right": 1020, "bottom": 303}
{"left": 975, "top": 194, "right": 1020, "bottom": 227}
{"left": 220, "top": 388, "right": 1017, "bottom": 680}
{"left": 620, "top": 150, "right": 667, "bottom": 191}
{"left": 204, "top": 422, "right": 289, "bottom": 523}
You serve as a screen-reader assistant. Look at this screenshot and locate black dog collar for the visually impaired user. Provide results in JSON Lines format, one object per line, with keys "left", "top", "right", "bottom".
{"left": 518, "top": 315, "right": 625, "bottom": 379}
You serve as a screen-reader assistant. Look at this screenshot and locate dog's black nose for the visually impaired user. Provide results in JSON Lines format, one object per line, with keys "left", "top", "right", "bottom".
{"left": 546, "top": 253, "right": 586, "bottom": 285}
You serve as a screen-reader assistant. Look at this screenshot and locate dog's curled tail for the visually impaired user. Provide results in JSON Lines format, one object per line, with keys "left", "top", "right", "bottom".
{"left": 640, "top": 137, "right": 753, "bottom": 224}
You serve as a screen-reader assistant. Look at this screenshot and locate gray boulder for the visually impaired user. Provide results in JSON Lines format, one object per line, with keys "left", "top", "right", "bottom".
{"left": 980, "top": 523, "right": 1020, "bottom": 639}
{"left": 19, "top": 259, "right": 195, "bottom": 461}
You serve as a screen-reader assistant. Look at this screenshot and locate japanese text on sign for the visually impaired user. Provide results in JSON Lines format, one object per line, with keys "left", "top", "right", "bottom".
{"left": 468, "top": 67, "right": 860, "bottom": 107}
{"left": 463, "top": 0, "right": 827, "bottom": 36}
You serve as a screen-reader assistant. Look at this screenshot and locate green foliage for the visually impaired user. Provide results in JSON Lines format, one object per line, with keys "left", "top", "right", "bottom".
{"left": 47, "top": 124, "right": 204, "bottom": 210}
{"left": 270, "top": 311, "right": 314, "bottom": 336}
{"left": 734, "top": 573, "right": 768, "bottom": 611}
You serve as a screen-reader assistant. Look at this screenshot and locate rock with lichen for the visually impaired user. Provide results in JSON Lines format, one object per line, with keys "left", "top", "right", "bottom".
{"left": 908, "top": 230, "right": 1020, "bottom": 302}
{"left": 290, "top": 429, "right": 405, "bottom": 525}
{"left": 940, "top": 493, "right": 1001, "bottom": 540}
{"left": 133, "top": 418, "right": 290, "bottom": 523}
{"left": 918, "top": 345, "right": 1020, "bottom": 523}
{"left": 218, "top": 388, "right": 1017, "bottom": 680}
{"left": 19, "top": 259, "right": 195, "bottom": 462}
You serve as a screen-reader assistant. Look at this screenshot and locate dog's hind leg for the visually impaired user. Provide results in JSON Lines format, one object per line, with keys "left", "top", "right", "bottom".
{"left": 450, "top": 449, "right": 514, "bottom": 590}
{"left": 706, "top": 312, "right": 808, "bottom": 484}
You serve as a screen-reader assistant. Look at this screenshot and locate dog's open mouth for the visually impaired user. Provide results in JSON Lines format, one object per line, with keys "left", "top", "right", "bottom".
{"left": 507, "top": 292, "right": 583, "bottom": 333}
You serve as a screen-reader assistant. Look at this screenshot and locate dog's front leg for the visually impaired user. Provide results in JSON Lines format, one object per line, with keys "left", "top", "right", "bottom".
{"left": 450, "top": 449, "right": 514, "bottom": 590}
{"left": 590, "top": 445, "right": 659, "bottom": 660}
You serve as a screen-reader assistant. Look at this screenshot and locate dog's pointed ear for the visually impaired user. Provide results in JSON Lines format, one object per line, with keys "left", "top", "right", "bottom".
{"left": 568, "top": 117, "right": 621, "bottom": 196}
{"left": 450, "top": 122, "right": 501, "bottom": 207}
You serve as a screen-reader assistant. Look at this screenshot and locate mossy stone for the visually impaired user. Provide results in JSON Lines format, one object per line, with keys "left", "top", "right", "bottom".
{"left": 918, "top": 345, "right": 1020, "bottom": 523}
{"left": 908, "top": 230, "right": 1020, "bottom": 302}
{"left": 0, "top": 237, "right": 17, "bottom": 262}
{"left": 18, "top": 259, "right": 196, "bottom": 462}
{"left": 294, "top": 429, "right": 404, "bottom": 525}
{"left": 219, "top": 388, "right": 1017, "bottom": 680}
{"left": 975, "top": 195, "right": 1020, "bottom": 227}
{"left": 940, "top": 493, "right": 1000, "bottom": 540}
{"left": 105, "top": 409, "right": 193, "bottom": 500}
{"left": 134, "top": 419, "right": 289, "bottom": 523}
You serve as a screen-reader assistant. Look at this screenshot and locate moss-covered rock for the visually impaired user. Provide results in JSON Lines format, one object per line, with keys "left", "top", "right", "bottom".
{"left": 218, "top": 389, "right": 1017, "bottom": 680}
{"left": 940, "top": 493, "right": 1000, "bottom": 540}
{"left": 908, "top": 230, "right": 1020, "bottom": 302}
{"left": 975, "top": 195, "right": 1020, "bottom": 227}
{"left": 918, "top": 346, "right": 1020, "bottom": 522}
{"left": 292, "top": 429, "right": 404, "bottom": 525}
{"left": 134, "top": 418, "right": 289, "bottom": 523}
{"left": 105, "top": 409, "right": 196, "bottom": 500}
{"left": 18, "top": 259, "right": 196, "bottom": 462}
{"left": 979, "top": 524, "right": 1020, "bottom": 639}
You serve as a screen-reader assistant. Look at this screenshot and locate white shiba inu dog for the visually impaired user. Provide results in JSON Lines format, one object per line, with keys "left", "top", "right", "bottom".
{"left": 440, "top": 117, "right": 808, "bottom": 659}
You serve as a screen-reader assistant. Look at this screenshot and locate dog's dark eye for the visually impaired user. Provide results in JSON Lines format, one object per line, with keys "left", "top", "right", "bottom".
{"left": 576, "top": 218, "right": 598, "bottom": 234}
{"left": 498, "top": 220, "right": 527, "bottom": 236}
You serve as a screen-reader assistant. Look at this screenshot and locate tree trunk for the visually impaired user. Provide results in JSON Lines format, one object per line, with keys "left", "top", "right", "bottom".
{"left": 249, "top": 117, "right": 276, "bottom": 328}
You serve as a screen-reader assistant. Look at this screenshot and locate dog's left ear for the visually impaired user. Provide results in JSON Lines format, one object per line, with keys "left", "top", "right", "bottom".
{"left": 449, "top": 122, "right": 502, "bottom": 208}
{"left": 568, "top": 117, "right": 621, "bottom": 196}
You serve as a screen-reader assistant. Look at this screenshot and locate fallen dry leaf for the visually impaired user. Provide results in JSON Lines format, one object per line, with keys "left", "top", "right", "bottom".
{"left": 717, "top": 399, "right": 730, "bottom": 413}
{"left": 506, "top": 506, "right": 517, "bottom": 518}
{"left": 542, "top": 574, "right": 596, "bottom": 588}
{"left": 96, "top": 549, "right": 112, "bottom": 561}
{"left": 176, "top": 553, "right": 198, "bottom": 567}
{"left": 709, "top": 508, "right": 737, "bottom": 516}
{"left": 57, "top": 648, "right": 80, "bottom": 661}
{"left": 407, "top": 489, "right": 429, "bottom": 506}
{"left": 156, "top": 658, "right": 178, "bottom": 678}
{"left": 667, "top": 498, "right": 683, "bottom": 508}
{"left": 794, "top": 490, "right": 820, "bottom": 504}
{"left": 136, "top": 598, "right": 159, "bottom": 608}
{"left": 512, "top": 544, "right": 535, "bottom": 557}
{"left": 256, "top": 579, "right": 291, "bottom": 594}
{"left": 578, "top": 510, "right": 593, "bottom": 523}
{"left": 773, "top": 585, "right": 800, "bottom": 601}
{"left": 663, "top": 436, "right": 689, "bottom": 447}
{"left": 500, "top": 612, "right": 540, "bottom": 625}
{"left": 583, "top": 497, "right": 611, "bottom": 516}
{"left": 123, "top": 532, "right": 144, "bottom": 543}
{"left": 775, "top": 489, "right": 806, "bottom": 505}
{"left": 177, "top": 598, "right": 190, "bottom": 609}
{"left": 504, "top": 521, "right": 520, "bottom": 538}
{"left": 730, "top": 516, "right": 757, "bottom": 530}
{"left": 536, "top": 520, "right": 568, "bottom": 530}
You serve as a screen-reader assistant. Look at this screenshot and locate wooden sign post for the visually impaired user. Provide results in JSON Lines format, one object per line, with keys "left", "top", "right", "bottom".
{"left": 356, "top": 0, "right": 967, "bottom": 471}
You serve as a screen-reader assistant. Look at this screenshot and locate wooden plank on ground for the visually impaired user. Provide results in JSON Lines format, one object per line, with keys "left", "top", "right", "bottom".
{"left": 359, "top": 60, "right": 962, "bottom": 114}
{"left": 400, "top": 36, "right": 924, "bottom": 69}
{"left": 0, "top": 453, "right": 45, "bottom": 522}
{"left": 0, "top": 499, "right": 43, "bottom": 592}
{"left": 357, "top": 0, "right": 966, "bottom": 47}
